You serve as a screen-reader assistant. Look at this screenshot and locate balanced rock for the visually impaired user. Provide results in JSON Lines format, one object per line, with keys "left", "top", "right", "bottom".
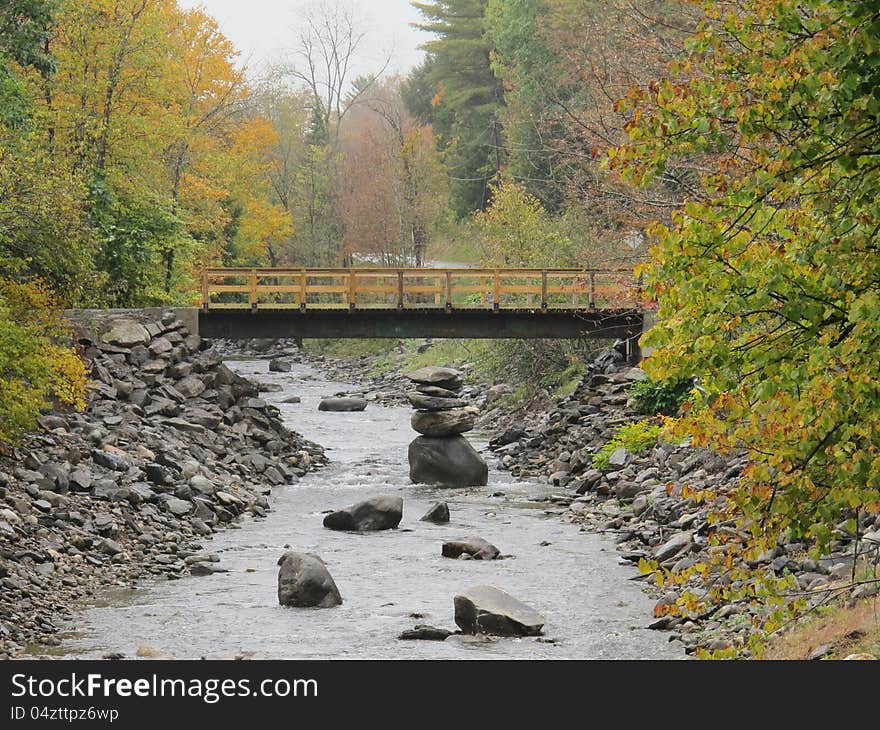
{"left": 453, "top": 585, "right": 544, "bottom": 636}
{"left": 409, "top": 436, "right": 488, "bottom": 487}
{"left": 442, "top": 537, "right": 500, "bottom": 560}
{"left": 416, "top": 385, "right": 461, "bottom": 398}
{"left": 411, "top": 409, "right": 474, "bottom": 437}
{"left": 420, "top": 502, "right": 450, "bottom": 523}
{"left": 318, "top": 397, "right": 367, "bottom": 412}
{"left": 277, "top": 551, "right": 342, "bottom": 608}
{"left": 405, "top": 366, "right": 462, "bottom": 391}
{"left": 407, "top": 393, "right": 465, "bottom": 411}
{"left": 322, "top": 495, "right": 403, "bottom": 531}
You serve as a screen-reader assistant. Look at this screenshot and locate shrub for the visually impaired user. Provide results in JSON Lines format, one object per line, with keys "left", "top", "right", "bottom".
{"left": 628, "top": 376, "right": 692, "bottom": 416}
{"left": 592, "top": 419, "right": 662, "bottom": 470}
{"left": 0, "top": 278, "right": 87, "bottom": 444}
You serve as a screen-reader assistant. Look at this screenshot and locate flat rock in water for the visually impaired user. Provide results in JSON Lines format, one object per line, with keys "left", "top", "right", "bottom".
{"left": 409, "top": 436, "right": 488, "bottom": 487}
{"left": 407, "top": 393, "right": 465, "bottom": 411}
{"left": 318, "top": 397, "right": 367, "bottom": 412}
{"left": 411, "top": 409, "right": 474, "bottom": 437}
{"left": 269, "top": 358, "right": 291, "bottom": 372}
{"left": 419, "top": 501, "right": 450, "bottom": 523}
{"left": 277, "top": 551, "right": 342, "bottom": 608}
{"left": 280, "top": 395, "right": 302, "bottom": 404}
{"left": 453, "top": 585, "right": 544, "bottom": 636}
{"left": 398, "top": 625, "right": 453, "bottom": 641}
{"left": 322, "top": 495, "right": 403, "bottom": 531}
{"left": 442, "top": 537, "right": 501, "bottom": 560}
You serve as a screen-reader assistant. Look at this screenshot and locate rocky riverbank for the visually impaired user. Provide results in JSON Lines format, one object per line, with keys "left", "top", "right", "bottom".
{"left": 0, "top": 312, "right": 326, "bottom": 659}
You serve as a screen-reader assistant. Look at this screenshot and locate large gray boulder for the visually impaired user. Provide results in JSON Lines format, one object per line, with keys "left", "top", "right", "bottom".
{"left": 409, "top": 436, "right": 488, "bottom": 487}
{"left": 404, "top": 366, "right": 463, "bottom": 391}
{"left": 322, "top": 495, "right": 403, "bottom": 531}
{"left": 102, "top": 320, "right": 150, "bottom": 347}
{"left": 269, "top": 358, "right": 291, "bottom": 373}
{"left": 277, "top": 551, "right": 342, "bottom": 608}
{"left": 453, "top": 585, "right": 545, "bottom": 636}
{"left": 407, "top": 393, "right": 465, "bottom": 411}
{"left": 318, "top": 397, "right": 367, "bottom": 412}
{"left": 442, "top": 537, "right": 500, "bottom": 560}
{"left": 411, "top": 409, "right": 474, "bottom": 437}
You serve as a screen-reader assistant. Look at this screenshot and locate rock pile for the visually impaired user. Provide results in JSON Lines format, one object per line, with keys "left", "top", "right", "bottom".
{"left": 488, "top": 347, "right": 880, "bottom": 656}
{"left": 0, "top": 309, "right": 326, "bottom": 658}
{"left": 405, "top": 367, "right": 488, "bottom": 487}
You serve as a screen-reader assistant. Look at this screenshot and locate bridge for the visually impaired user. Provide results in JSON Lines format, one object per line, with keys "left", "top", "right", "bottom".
{"left": 197, "top": 267, "right": 644, "bottom": 352}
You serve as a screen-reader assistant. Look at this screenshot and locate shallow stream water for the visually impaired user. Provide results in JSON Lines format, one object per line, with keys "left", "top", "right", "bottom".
{"left": 54, "top": 360, "right": 681, "bottom": 659}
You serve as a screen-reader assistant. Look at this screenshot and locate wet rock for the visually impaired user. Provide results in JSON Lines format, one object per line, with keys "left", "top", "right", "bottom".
{"left": 442, "top": 537, "right": 501, "bottom": 560}
{"left": 489, "top": 422, "right": 527, "bottom": 448}
{"left": 277, "top": 551, "right": 342, "bottom": 608}
{"left": 415, "top": 385, "right": 460, "bottom": 398}
{"left": 322, "top": 495, "right": 403, "bottom": 531}
{"left": 91, "top": 449, "right": 131, "bottom": 472}
{"left": 453, "top": 585, "right": 545, "bottom": 636}
{"left": 268, "top": 358, "right": 292, "bottom": 373}
{"left": 420, "top": 502, "right": 450, "bottom": 524}
{"left": 398, "top": 625, "right": 453, "bottom": 641}
{"left": 280, "top": 395, "right": 302, "bottom": 404}
{"left": 318, "top": 397, "right": 367, "bottom": 412}
{"left": 411, "top": 409, "right": 475, "bottom": 437}
{"left": 409, "top": 436, "right": 487, "bottom": 487}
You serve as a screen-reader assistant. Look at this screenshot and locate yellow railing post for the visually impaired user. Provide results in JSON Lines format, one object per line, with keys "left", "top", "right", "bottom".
{"left": 541, "top": 270, "right": 547, "bottom": 312}
{"left": 299, "top": 268, "right": 307, "bottom": 311}
{"left": 493, "top": 270, "right": 500, "bottom": 311}
{"left": 201, "top": 270, "right": 209, "bottom": 311}
{"left": 397, "top": 270, "right": 404, "bottom": 309}
{"left": 348, "top": 271, "right": 356, "bottom": 310}
{"left": 249, "top": 268, "right": 257, "bottom": 311}
{"left": 445, "top": 270, "right": 453, "bottom": 311}
{"left": 589, "top": 271, "right": 596, "bottom": 309}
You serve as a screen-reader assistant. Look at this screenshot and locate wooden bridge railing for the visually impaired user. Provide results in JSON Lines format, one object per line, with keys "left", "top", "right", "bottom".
{"left": 200, "top": 267, "right": 639, "bottom": 312}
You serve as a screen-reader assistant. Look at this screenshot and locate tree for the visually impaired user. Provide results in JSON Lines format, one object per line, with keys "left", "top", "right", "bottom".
{"left": 0, "top": 0, "right": 55, "bottom": 128}
{"left": 474, "top": 178, "right": 573, "bottom": 267}
{"left": 613, "top": 0, "right": 880, "bottom": 639}
{"left": 0, "top": 277, "right": 87, "bottom": 445}
{"left": 411, "top": 0, "right": 505, "bottom": 216}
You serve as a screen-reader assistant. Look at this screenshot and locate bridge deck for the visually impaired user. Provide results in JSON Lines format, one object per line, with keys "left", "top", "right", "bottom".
{"left": 200, "top": 267, "right": 638, "bottom": 312}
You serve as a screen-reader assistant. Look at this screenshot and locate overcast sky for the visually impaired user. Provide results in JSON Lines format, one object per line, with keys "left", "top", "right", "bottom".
{"left": 178, "top": 0, "right": 429, "bottom": 81}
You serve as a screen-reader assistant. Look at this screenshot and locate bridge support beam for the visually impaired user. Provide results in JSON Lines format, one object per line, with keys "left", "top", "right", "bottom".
{"left": 198, "top": 308, "right": 643, "bottom": 342}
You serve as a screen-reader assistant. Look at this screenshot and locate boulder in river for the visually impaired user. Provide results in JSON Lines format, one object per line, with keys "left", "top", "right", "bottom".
{"left": 453, "top": 585, "right": 545, "bottom": 636}
{"left": 398, "top": 625, "right": 454, "bottom": 641}
{"left": 409, "top": 436, "right": 488, "bottom": 487}
{"left": 322, "top": 495, "right": 403, "bottom": 531}
{"left": 269, "top": 358, "right": 291, "bottom": 373}
{"left": 420, "top": 501, "right": 450, "bottom": 524}
{"left": 411, "top": 409, "right": 474, "bottom": 437}
{"left": 404, "top": 366, "right": 463, "bottom": 391}
{"left": 277, "top": 551, "right": 342, "bottom": 608}
{"left": 442, "top": 537, "right": 501, "bottom": 560}
{"left": 318, "top": 397, "right": 367, "bottom": 412}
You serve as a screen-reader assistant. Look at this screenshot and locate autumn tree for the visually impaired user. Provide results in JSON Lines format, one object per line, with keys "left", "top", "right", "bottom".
{"left": 613, "top": 0, "right": 880, "bottom": 639}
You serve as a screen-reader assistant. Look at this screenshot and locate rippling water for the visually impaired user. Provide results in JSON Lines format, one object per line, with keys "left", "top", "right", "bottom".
{"left": 53, "top": 360, "right": 681, "bottom": 659}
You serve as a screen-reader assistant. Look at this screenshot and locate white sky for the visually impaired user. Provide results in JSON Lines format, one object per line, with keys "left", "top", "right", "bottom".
{"left": 178, "top": 0, "right": 429, "bottom": 81}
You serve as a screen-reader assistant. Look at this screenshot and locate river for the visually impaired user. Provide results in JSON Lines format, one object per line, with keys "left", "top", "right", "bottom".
{"left": 52, "top": 359, "right": 681, "bottom": 659}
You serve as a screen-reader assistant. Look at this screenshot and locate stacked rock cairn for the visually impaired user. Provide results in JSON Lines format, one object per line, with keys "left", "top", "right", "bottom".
{"left": 405, "top": 366, "right": 488, "bottom": 487}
